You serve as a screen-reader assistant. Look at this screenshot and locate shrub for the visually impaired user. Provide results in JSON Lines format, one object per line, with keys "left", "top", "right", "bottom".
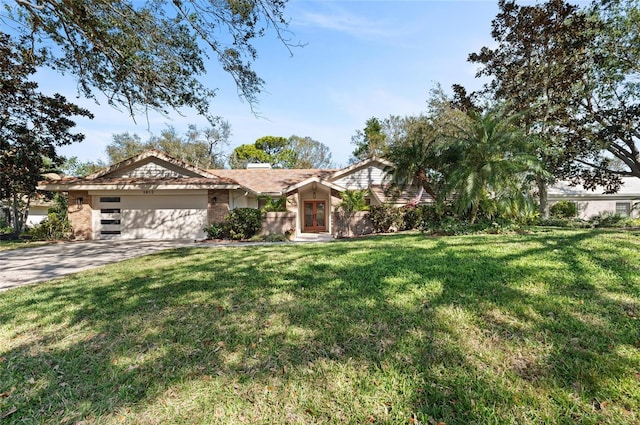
{"left": 401, "top": 206, "right": 422, "bottom": 230}
{"left": 259, "top": 196, "right": 287, "bottom": 213}
{"left": 588, "top": 212, "right": 640, "bottom": 228}
{"left": 204, "top": 222, "right": 229, "bottom": 239}
{"left": 225, "top": 208, "right": 262, "bottom": 240}
{"left": 27, "top": 194, "right": 72, "bottom": 240}
{"left": 28, "top": 212, "right": 72, "bottom": 240}
{"left": 550, "top": 201, "right": 577, "bottom": 219}
{"left": 368, "top": 205, "right": 404, "bottom": 233}
{"left": 204, "top": 208, "right": 263, "bottom": 240}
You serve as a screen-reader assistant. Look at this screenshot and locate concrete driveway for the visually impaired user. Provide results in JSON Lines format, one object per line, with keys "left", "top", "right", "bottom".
{"left": 0, "top": 240, "right": 196, "bottom": 291}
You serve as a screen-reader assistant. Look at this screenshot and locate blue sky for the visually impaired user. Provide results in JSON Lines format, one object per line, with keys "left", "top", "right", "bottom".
{"left": 47, "top": 1, "right": 501, "bottom": 168}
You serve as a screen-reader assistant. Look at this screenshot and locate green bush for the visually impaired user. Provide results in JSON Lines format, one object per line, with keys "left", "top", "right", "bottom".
{"left": 259, "top": 196, "right": 287, "bottom": 213}
{"left": 204, "top": 222, "right": 229, "bottom": 239}
{"left": 400, "top": 206, "right": 422, "bottom": 230}
{"left": 27, "top": 194, "right": 72, "bottom": 240}
{"left": 550, "top": 201, "right": 577, "bottom": 219}
{"left": 225, "top": 208, "right": 262, "bottom": 240}
{"left": 588, "top": 212, "right": 640, "bottom": 228}
{"left": 28, "top": 212, "right": 72, "bottom": 240}
{"left": 368, "top": 205, "right": 404, "bottom": 233}
{"left": 204, "top": 208, "right": 262, "bottom": 240}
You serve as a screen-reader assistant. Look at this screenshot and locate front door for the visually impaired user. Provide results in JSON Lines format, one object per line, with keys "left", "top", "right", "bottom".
{"left": 303, "top": 200, "right": 326, "bottom": 232}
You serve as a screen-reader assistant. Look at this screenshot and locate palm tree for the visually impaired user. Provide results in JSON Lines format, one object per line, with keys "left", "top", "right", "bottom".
{"left": 444, "top": 110, "right": 544, "bottom": 223}
{"left": 385, "top": 116, "right": 443, "bottom": 202}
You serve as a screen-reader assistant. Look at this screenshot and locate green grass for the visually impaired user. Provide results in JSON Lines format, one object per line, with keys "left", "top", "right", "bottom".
{"left": 0, "top": 240, "right": 51, "bottom": 252}
{"left": 1, "top": 229, "right": 639, "bottom": 424}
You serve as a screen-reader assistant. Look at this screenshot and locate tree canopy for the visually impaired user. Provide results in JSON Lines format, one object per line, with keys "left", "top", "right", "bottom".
{"left": 230, "top": 135, "right": 333, "bottom": 169}
{"left": 0, "top": 33, "right": 93, "bottom": 233}
{"left": 4, "top": 0, "right": 294, "bottom": 121}
{"left": 350, "top": 117, "right": 389, "bottom": 163}
{"left": 101, "top": 123, "right": 231, "bottom": 170}
{"left": 467, "top": 0, "right": 640, "bottom": 195}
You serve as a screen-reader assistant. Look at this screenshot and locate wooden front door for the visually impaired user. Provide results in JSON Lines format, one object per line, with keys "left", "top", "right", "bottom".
{"left": 303, "top": 200, "right": 326, "bottom": 232}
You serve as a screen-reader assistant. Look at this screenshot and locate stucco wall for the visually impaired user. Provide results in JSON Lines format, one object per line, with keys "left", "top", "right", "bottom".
{"left": 332, "top": 211, "right": 373, "bottom": 238}
{"left": 68, "top": 191, "right": 93, "bottom": 240}
{"left": 261, "top": 212, "right": 296, "bottom": 235}
{"left": 549, "top": 198, "right": 639, "bottom": 220}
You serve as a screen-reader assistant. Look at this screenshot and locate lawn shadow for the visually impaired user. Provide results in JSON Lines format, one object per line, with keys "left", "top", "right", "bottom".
{"left": 0, "top": 230, "right": 638, "bottom": 423}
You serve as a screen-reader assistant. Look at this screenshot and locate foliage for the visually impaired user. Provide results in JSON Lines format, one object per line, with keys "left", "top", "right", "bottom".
{"left": 203, "top": 222, "right": 228, "bottom": 240}
{"left": 350, "top": 117, "right": 388, "bottom": 162}
{"left": 468, "top": 0, "right": 640, "bottom": 199}
{"left": 205, "top": 208, "right": 263, "bottom": 240}
{"left": 60, "top": 156, "right": 104, "bottom": 177}
{"left": 443, "top": 110, "right": 544, "bottom": 223}
{"left": 225, "top": 208, "right": 262, "bottom": 240}
{"left": 287, "top": 135, "right": 334, "bottom": 168}
{"left": 337, "top": 190, "right": 369, "bottom": 213}
{"left": 588, "top": 212, "right": 640, "bottom": 228}
{"left": 368, "top": 205, "right": 404, "bottom": 233}
{"left": 248, "top": 233, "right": 287, "bottom": 242}
{"left": 2, "top": 231, "right": 639, "bottom": 424}
{"left": 27, "top": 194, "right": 72, "bottom": 240}
{"left": 259, "top": 196, "right": 287, "bottom": 213}
{"left": 230, "top": 135, "right": 333, "bottom": 169}
{"left": 104, "top": 122, "right": 231, "bottom": 168}
{"left": 549, "top": 201, "right": 578, "bottom": 219}
{"left": 0, "top": 33, "right": 93, "bottom": 234}
{"left": 229, "top": 143, "right": 273, "bottom": 168}
{"left": 5, "top": 0, "right": 294, "bottom": 121}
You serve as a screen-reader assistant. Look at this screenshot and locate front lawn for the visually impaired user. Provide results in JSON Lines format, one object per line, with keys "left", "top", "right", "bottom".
{"left": 0, "top": 240, "right": 51, "bottom": 252}
{"left": 1, "top": 230, "right": 639, "bottom": 424}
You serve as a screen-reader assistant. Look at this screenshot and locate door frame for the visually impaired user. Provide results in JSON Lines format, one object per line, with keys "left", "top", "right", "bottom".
{"left": 303, "top": 200, "right": 327, "bottom": 232}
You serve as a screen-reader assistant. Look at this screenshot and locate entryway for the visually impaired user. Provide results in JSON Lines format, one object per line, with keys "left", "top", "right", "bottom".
{"left": 303, "top": 200, "right": 326, "bottom": 232}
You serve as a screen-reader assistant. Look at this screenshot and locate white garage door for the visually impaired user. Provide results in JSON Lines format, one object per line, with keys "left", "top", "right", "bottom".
{"left": 94, "top": 193, "right": 208, "bottom": 240}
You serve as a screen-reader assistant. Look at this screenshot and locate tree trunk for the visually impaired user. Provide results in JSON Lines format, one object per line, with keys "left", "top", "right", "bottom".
{"left": 537, "top": 176, "right": 549, "bottom": 220}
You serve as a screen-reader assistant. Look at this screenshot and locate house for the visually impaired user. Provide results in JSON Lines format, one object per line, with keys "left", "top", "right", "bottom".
{"left": 548, "top": 178, "right": 640, "bottom": 219}
{"left": 37, "top": 150, "right": 430, "bottom": 240}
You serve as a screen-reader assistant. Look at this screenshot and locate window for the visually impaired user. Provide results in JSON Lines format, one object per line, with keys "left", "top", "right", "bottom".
{"left": 100, "top": 208, "right": 121, "bottom": 214}
{"left": 100, "top": 219, "right": 121, "bottom": 225}
{"left": 616, "top": 202, "right": 631, "bottom": 217}
{"left": 100, "top": 196, "right": 121, "bottom": 203}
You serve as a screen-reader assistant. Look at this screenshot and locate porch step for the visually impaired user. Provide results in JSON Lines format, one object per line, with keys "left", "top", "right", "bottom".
{"left": 293, "top": 232, "right": 334, "bottom": 242}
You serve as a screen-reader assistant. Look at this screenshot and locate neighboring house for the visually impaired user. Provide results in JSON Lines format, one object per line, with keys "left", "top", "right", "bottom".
{"left": 548, "top": 178, "right": 640, "bottom": 219}
{"left": 37, "top": 150, "right": 428, "bottom": 240}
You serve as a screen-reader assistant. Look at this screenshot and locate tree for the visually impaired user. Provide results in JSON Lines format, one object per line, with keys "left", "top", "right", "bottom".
{"left": 287, "top": 135, "right": 333, "bottom": 168}
{"left": 104, "top": 124, "right": 230, "bottom": 168}
{"left": 443, "top": 110, "right": 544, "bottom": 223}
{"left": 385, "top": 88, "right": 472, "bottom": 202}
{"left": 5, "top": 0, "right": 295, "bottom": 122}
{"left": 0, "top": 33, "right": 93, "bottom": 234}
{"left": 468, "top": 0, "right": 640, "bottom": 216}
{"left": 351, "top": 117, "right": 388, "bottom": 162}
{"left": 229, "top": 135, "right": 334, "bottom": 168}
{"left": 60, "top": 156, "right": 104, "bottom": 177}
{"left": 229, "top": 142, "right": 276, "bottom": 169}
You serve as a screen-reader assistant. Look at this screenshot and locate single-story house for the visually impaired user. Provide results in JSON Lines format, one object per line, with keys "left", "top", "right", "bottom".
{"left": 37, "top": 150, "right": 432, "bottom": 240}
{"left": 548, "top": 178, "right": 640, "bottom": 219}
{"left": 35, "top": 149, "right": 639, "bottom": 239}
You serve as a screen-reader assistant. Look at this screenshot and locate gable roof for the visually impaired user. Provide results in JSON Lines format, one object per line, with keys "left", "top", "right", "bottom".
{"left": 86, "top": 149, "right": 220, "bottom": 180}
{"left": 211, "top": 168, "right": 337, "bottom": 195}
{"left": 369, "top": 184, "right": 435, "bottom": 206}
{"left": 329, "top": 156, "right": 394, "bottom": 182}
{"left": 38, "top": 150, "right": 242, "bottom": 191}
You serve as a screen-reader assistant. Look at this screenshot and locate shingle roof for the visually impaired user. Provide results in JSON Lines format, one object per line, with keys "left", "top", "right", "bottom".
{"left": 369, "top": 184, "right": 435, "bottom": 206}
{"left": 210, "top": 169, "right": 338, "bottom": 194}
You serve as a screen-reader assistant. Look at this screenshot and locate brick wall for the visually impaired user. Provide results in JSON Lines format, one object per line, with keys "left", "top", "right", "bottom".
{"left": 208, "top": 189, "right": 230, "bottom": 224}
{"left": 67, "top": 191, "right": 93, "bottom": 240}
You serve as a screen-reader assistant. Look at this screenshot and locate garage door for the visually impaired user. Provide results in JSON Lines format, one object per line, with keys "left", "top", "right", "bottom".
{"left": 95, "top": 193, "right": 208, "bottom": 240}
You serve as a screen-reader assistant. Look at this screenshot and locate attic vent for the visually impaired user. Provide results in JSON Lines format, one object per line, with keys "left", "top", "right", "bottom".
{"left": 246, "top": 163, "right": 272, "bottom": 169}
